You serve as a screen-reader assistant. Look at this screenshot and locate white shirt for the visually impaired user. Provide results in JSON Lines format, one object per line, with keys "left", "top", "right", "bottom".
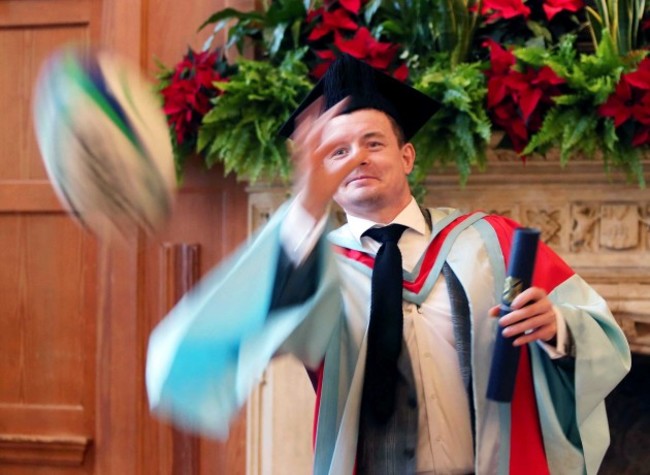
{"left": 280, "top": 197, "right": 567, "bottom": 474}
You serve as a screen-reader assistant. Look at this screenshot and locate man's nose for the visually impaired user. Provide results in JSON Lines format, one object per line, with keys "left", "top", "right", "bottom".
{"left": 352, "top": 148, "right": 369, "bottom": 166}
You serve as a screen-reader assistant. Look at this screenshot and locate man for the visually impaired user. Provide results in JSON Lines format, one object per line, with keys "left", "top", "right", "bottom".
{"left": 146, "top": 55, "right": 631, "bottom": 475}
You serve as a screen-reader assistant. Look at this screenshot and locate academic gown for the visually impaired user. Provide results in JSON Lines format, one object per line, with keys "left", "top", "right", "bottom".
{"left": 146, "top": 203, "right": 631, "bottom": 475}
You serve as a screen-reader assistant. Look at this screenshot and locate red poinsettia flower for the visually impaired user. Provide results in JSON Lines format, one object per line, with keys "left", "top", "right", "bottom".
{"left": 543, "top": 0, "right": 584, "bottom": 21}
{"left": 492, "top": 101, "right": 530, "bottom": 149}
{"left": 161, "top": 49, "right": 228, "bottom": 145}
{"left": 504, "top": 71, "right": 544, "bottom": 121}
{"left": 484, "top": 40, "right": 565, "bottom": 153}
{"left": 310, "top": 49, "right": 338, "bottom": 79}
{"left": 520, "top": 66, "right": 565, "bottom": 119}
{"left": 632, "top": 93, "right": 650, "bottom": 126}
{"left": 310, "top": 43, "right": 408, "bottom": 82}
{"left": 481, "top": 0, "right": 531, "bottom": 23}
{"left": 392, "top": 62, "right": 409, "bottom": 82}
{"left": 485, "top": 39, "right": 517, "bottom": 73}
{"left": 633, "top": 129, "right": 650, "bottom": 146}
{"left": 307, "top": 7, "right": 359, "bottom": 41}
{"left": 599, "top": 58, "right": 650, "bottom": 146}
{"left": 338, "top": 0, "right": 363, "bottom": 14}
{"left": 631, "top": 95, "right": 650, "bottom": 146}
{"left": 334, "top": 28, "right": 399, "bottom": 70}
{"left": 306, "top": 7, "right": 323, "bottom": 23}
{"left": 599, "top": 81, "right": 634, "bottom": 127}
{"left": 483, "top": 40, "right": 517, "bottom": 106}
{"left": 623, "top": 58, "right": 650, "bottom": 91}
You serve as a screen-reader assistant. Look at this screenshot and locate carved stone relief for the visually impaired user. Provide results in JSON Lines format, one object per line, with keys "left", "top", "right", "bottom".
{"left": 641, "top": 203, "right": 650, "bottom": 250}
{"left": 250, "top": 204, "right": 272, "bottom": 230}
{"left": 600, "top": 204, "right": 641, "bottom": 251}
{"left": 485, "top": 208, "right": 514, "bottom": 219}
{"left": 570, "top": 203, "right": 600, "bottom": 253}
{"left": 248, "top": 186, "right": 291, "bottom": 233}
{"left": 617, "top": 316, "right": 642, "bottom": 345}
{"left": 567, "top": 201, "right": 650, "bottom": 254}
{"left": 524, "top": 208, "right": 563, "bottom": 247}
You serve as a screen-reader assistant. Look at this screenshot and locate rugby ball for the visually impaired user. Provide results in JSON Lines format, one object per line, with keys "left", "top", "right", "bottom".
{"left": 33, "top": 47, "right": 176, "bottom": 237}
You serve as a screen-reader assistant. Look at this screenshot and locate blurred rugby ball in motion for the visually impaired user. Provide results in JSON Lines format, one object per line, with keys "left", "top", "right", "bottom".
{"left": 33, "top": 47, "right": 175, "bottom": 237}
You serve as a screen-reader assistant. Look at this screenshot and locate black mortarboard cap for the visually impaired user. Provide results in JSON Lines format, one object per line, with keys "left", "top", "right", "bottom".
{"left": 278, "top": 54, "right": 439, "bottom": 141}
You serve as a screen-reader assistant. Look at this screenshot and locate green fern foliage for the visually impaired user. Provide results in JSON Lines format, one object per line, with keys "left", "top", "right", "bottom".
{"left": 411, "top": 59, "right": 490, "bottom": 185}
{"left": 197, "top": 51, "right": 312, "bottom": 182}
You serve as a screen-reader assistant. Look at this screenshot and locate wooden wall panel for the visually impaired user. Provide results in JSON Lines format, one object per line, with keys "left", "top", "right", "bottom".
{"left": 141, "top": 163, "right": 249, "bottom": 475}
{"left": 143, "top": 0, "right": 255, "bottom": 74}
{"left": 0, "top": 25, "right": 89, "bottom": 180}
{"left": 145, "top": 0, "right": 226, "bottom": 71}
{"left": 0, "top": 194, "right": 96, "bottom": 467}
{"left": 137, "top": 0, "right": 253, "bottom": 473}
{"left": 0, "top": 218, "right": 23, "bottom": 401}
{"left": 0, "top": 214, "right": 92, "bottom": 406}
{"left": 0, "top": 195, "right": 96, "bottom": 459}
{"left": 96, "top": 0, "right": 252, "bottom": 473}
{"left": 0, "top": 0, "right": 96, "bottom": 472}
{"left": 0, "top": 0, "right": 91, "bottom": 27}
{"left": 94, "top": 237, "right": 143, "bottom": 475}
{"left": 0, "top": 0, "right": 252, "bottom": 473}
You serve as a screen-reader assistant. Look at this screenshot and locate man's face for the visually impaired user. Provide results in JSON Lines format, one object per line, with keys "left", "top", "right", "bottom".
{"left": 322, "top": 108, "right": 415, "bottom": 221}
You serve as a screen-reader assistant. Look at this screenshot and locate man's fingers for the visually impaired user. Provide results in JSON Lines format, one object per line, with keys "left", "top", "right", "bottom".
{"left": 293, "top": 97, "right": 349, "bottom": 139}
{"left": 502, "top": 311, "right": 555, "bottom": 337}
{"left": 293, "top": 96, "right": 324, "bottom": 135}
{"left": 288, "top": 96, "right": 356, "bottom": 217}
{"left": 292, "top": 97, "right": 324, "bottom": 150}
{"left": 319, "top": 97, "right": 350, "bottom": 122}
{"left": 291, "top": 97, "right": 352, "bottom": 173}
{"left": 512, "top": 323, "right": 557, "bottom": 346}
{"left": 299, "top": 97, "right": 350, "bottom": 144}
{"left": 298, "top": 94, "right": 349, "bottom": 130}
{"left": 312, "top": 140, "right": 365, "bottom": 180}
{"left": 511, "top": 287, "right": 546, "bottom": 309}
{"left": 502, "top": 312, "right": 557, "bottom": 343}
{"left": 498, "top": 296, "right": 552, "bottom": 327}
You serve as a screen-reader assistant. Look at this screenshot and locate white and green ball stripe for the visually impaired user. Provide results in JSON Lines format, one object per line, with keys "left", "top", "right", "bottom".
{"left": 33, "top": 47, "right": 175, "bottom": 236}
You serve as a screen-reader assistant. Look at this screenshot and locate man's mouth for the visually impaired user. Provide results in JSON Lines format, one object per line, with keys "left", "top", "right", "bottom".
{"left": 347, "top": 175, "right": 376, "bottom": 185}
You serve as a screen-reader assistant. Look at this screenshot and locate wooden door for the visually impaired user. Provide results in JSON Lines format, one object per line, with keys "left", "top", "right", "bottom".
{"left": 0, "top": 1, "right": 100, "bottom": 473}
{"left": 0, "top": 0, "right": 251, "bottom": 473}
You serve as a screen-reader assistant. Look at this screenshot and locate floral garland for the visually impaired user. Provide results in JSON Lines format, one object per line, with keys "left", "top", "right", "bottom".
{"left": 158, "top": 0, "right": 650, "bottom": 186}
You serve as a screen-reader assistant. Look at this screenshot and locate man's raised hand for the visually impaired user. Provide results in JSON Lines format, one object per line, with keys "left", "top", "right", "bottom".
{"left": 290, "top": 96, "right": 364, "bottom": 221}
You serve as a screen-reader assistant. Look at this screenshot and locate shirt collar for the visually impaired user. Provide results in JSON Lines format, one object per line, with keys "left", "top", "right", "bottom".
{"left": 346, "top": 197, "right": 428, "bottom": 244}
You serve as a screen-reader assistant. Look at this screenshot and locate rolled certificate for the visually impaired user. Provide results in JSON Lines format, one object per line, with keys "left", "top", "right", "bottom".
{"left": 486, "top": 227, "right": 540, "bottom": 402}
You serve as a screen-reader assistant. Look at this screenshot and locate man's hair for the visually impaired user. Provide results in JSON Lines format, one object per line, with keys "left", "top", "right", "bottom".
{"left": 386, "top": 113, "right": 406, "bottom": 147}
{"left": 345, "top": 107, "right": 407, "bottom": 147}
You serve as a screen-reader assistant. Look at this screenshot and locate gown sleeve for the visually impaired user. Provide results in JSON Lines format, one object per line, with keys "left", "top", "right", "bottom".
{"left": 145, "top": 201, "right": 343, "bottom": 439}
{"left": 484, "top": 214, "right": 631, "bottom": 474}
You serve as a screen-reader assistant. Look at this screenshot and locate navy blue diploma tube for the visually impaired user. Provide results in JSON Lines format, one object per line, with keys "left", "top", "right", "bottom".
{"left": 486, "top": 227, "right": 540, "bottom": 402}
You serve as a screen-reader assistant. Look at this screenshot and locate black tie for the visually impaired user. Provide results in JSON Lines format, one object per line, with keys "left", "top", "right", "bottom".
{"left": 361, "top": 224, "right": 408, "bottom": 424}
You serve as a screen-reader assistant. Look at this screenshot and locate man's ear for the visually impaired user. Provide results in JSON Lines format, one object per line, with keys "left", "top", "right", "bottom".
{"left": 402, "top": 143, "right": 416, "bottom": 174}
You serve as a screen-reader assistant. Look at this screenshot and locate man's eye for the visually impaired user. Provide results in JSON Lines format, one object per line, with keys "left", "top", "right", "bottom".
{"left": 368, "top": 141, "right": 384, "bottom": 149}
{"left": 331, "top": 148, "right": 348, "bottom": 158}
